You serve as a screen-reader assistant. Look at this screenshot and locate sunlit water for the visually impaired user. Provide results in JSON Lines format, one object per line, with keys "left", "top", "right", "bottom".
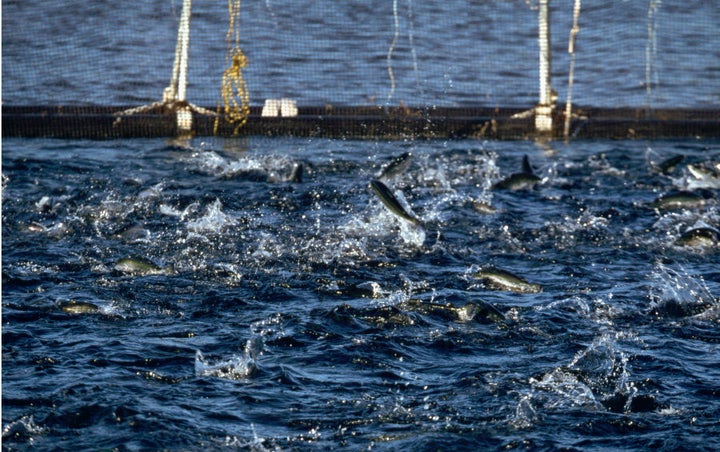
{"left": 3, "top": 0, "right": 720, "bottom": 449}
{"left": 3, "top": 137, "right": 720, "bottom": 449}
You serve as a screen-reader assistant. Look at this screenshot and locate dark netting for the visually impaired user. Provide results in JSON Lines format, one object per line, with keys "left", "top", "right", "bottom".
{"left": 2, "top": 0, "right": 719, "bottom": 138}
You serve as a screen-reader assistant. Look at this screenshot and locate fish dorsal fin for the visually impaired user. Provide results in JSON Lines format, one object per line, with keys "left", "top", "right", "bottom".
{"left": 289, "top": 163, "right": 303, "bottom": 183}
{"left": 521, "top": 155, "right": 534, "bottom": 175}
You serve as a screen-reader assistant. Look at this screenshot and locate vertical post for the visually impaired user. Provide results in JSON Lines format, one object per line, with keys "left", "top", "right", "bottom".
{"left": 535, "top": 0, "right": 553, "bottom": 134}
{"left": 564, "top": 0, "right": 581, "bottom": 140}
{"left": 645, "top": 0, "right": 661, "bottom": 111}
{"left": 164, "top": 0, "right": 193, "bottom": 134}
{"left": 177, "top": 0, "right": 192, "bottom": 103}
{"left": 176, "top": 0, "right": 193, "bottom": 133}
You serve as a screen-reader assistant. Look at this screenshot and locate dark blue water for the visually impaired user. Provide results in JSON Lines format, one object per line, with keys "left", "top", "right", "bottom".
{"left": 2, "top": 0, "right": 719, "bottom": 108}
{"left": 3, "top": 136, "right": 720, "bottom": 449}
{"left": 3, "top": 0, "right": 720, "bottom": 449}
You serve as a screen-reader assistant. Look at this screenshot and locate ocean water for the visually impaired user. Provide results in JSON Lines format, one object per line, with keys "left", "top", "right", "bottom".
{"left": 3, "top": 0, "right": 720, "bottom": 450}
{"left": 2, "top": 0, "right": 719, "bottom": 108}
{"left": 2, "top": 136, "right": 720, "bottom": 449}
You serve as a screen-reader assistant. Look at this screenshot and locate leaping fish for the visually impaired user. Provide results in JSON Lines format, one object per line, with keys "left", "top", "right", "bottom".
{"left": 57, "top": 300, "right": 101, "bottom": 314}
{"left": 492, "top": 155, "right": 541, "bottom": 190}
{"left": 687, "top": 162, "right": 720, "bottom": 189}
{"left": 652, "top": 154, "right": 684, "bottom": 175}
{"left": 370, "top": 179, "right": 422, "bottom": 227}
{"left": 402, "top": 298, "right": 507, "bottom": 325}
{"left": 674, "top": 227, "right": 720, "bottom": 248}
{"left": 474, "top": 266, "right": 543, "bottom": 294}
{"left": 649, "top": 190, "right": 707, "bottom": 211}
{"left": 378, "top": 152, "right": 413, "bottom": 181}
{"left": 114, "top": 256, "right": 169, "bottom": 276}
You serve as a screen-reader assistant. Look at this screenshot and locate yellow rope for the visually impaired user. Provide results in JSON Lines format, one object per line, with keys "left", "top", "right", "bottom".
{"left": 214, "top": 0, "right": 250, "bottom": 135}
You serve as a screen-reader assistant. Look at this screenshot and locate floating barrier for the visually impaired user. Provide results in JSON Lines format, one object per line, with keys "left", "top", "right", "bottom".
{"left": 3, "top": 105, "right": 718, "bottom": 140}
{"left": 5, "top": 1, "right": 716, "bottom": 141}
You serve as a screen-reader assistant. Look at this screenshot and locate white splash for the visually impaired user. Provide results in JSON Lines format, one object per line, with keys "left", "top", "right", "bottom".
{"left": 529, "top": 369, "right": 604, "bottom": 411}
{"left": 195, "top": 338, "right": 262, "bottom": 381}
{"left": 186, "top": 199, "right": 235, "bottom": 233}
{"left": 159, "top": 201, "right": 199, "bottom": 221}
{"left": 514, "top": 330, "right": 640, "bottom": 426}
{"left": 398, "top": 217, "right": 426, "bottom": 247}
{"left": 649, "top": 263, "right": 718, "bottom": 319}
{"left": 2, "top": 415, "right": 48, "bottom": 443}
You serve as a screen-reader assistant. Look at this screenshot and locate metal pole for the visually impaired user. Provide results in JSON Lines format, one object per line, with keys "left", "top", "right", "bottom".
{"left": 535, "top": 0, "right": 553, "bottom": 133}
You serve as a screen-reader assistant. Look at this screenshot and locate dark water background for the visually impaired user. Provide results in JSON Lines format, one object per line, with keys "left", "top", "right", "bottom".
{"left": 3, "top": 136, "right": 720, "bottom": 449}
{"left": 3, "top": 0, "right": 720, "bottom": 450}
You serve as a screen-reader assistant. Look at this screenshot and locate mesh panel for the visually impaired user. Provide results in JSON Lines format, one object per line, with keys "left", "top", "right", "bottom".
{"left": 2, "top": 0, "right": 719, "bottom": 137}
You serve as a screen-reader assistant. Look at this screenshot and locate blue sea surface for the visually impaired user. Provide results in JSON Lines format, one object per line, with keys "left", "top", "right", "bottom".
{"left": 3, "top": 0, "right": 720, "bottom": 450}
{"left": 2, "top": 0, "right": 719, "bottom": 108}
{"left": 3, "top": 136, "right": 720, "bottom": 449}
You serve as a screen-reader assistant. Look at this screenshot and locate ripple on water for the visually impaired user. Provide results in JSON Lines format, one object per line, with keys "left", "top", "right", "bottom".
{"left": 2, "top": 137, "right": 720, "bottom": 449}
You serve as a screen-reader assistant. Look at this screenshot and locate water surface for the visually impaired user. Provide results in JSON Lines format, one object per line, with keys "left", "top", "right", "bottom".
{"left": 3, "top": 0, "right": 719, "bottom": 108}
{"left": 3, "top": 136, "right": 720, "bottom": 449}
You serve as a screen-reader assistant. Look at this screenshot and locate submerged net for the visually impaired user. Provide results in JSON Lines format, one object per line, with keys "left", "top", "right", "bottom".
{"left": 2, "top": 0, "right": 718, "bottom": 138}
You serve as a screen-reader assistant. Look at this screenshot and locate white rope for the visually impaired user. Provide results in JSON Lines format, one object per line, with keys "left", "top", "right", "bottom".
{"left": 406, "top": 0, "right": 423, "bottom": 97}
{"left": 535, "top": 0, "right": 553, "bottom": 133}
{"left": 645, "top": 0, "right": 661, "bottom": 109}
{"left": 115, "top": 0, "right": 216, "bottom": 132}
{"left": 166, "top": 0, "right": 192, "bottom": 103}
{"left": 264, "top": 0, "right": 278, "bottom": 27}
{"left": 564, "top": 0, "right": 581, "bottom": 140}
{"left": 387, "top": 0, "right": 400, "bottom": 105}
{"left": 537, "top": 0, "right": 552, "bottom": 107}
{"left": 176, "top": 0, "right": 192, "bottom": 102}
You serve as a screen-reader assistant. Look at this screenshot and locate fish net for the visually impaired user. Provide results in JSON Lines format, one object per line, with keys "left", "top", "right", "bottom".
{"left": 2, "top": 0, "right": 718, "bottom": 138}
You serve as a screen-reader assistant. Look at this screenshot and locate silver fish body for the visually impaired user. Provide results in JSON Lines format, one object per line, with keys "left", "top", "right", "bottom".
{"left": 675, "top": 227, "right": 720, "bottom": 247}
{"left": 474, "top": 267, "right": 542, "bottom": 294}
{"left": 114, "top": 256, "right": 167, "bottom": 275}
{"left": 650, "top": 191, "right": 706, "bottom": 210}
{"left": 378, "top": 152, "right": 412, "bottom": 181}
{"left": 493, "top": 155, "right": 541, "bottom": 190}
{"left": 370, "top": 179, "right": 421, "bottom": 226}
{"left": 58, "top": 300, "right": 100, "bottom": 314}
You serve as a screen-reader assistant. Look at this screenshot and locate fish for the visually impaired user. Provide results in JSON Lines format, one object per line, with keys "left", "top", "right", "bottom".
{"left": 369, "top": 179, "right": 422, "bottom": 226}
{"left": 602, "top": 392, "right": 664, "bottom": 413}
{"left": 492, "top": 155, "right": 541, "bottom": 190}
{"left": 471, "top": 199, "right": 497, "bottom": 214}
{"left": 655, "top": 154, "right": 684, "bottom": 175}
{"left": 464, "top": 300, "right": 508, "bottom": 324}
{"left": 114, "top": 256, "right": 168, "bottom": 275}
{"left": 650, "top": 190, "right": 706, "bottom": 210}
{"left": 378, "top": 152, "right": 412, "bottom": 181}
{"left": 222, "top": 162, "right": 304, "bottom": 183}
{"left": 58, "top": 300, "right": 100, "bottom": 314}
{"left": 674, "top": 227, "right": 720, "bottom": 248}
{"left": 288, "top": 163, "right": 303, "bottom": 183}
{"left": 402, "top": 299, "right": 506, "bottom": 325}
{"left": 688, "top": 162, "right": 720, "bottom": 180}
{"left": 111, "top": 223, "right": 150, "bottom": 241}
{"left": 474, "top": 267, "right": 542, "bottom": 294}
{"left": 651, "top": 298, "right": 716, "bottom": 318}
{"left": 687, "top": 162, "right": 720, "bottom": 189}
{"left": 35, "top": 195, "right": 57, "bottom": 213}
{"left": 26, "top": 222, "right": 47, "bottom": 232}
